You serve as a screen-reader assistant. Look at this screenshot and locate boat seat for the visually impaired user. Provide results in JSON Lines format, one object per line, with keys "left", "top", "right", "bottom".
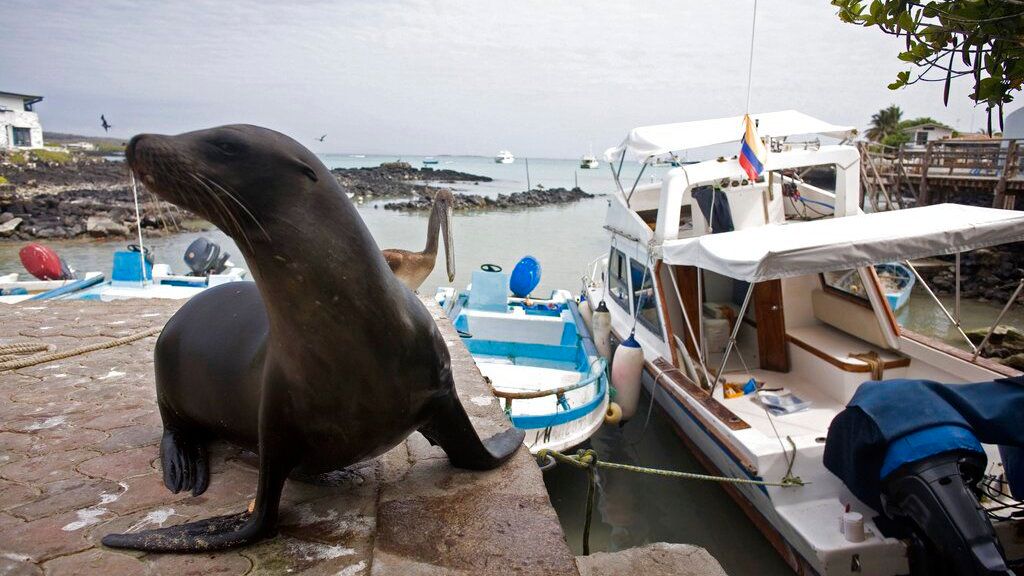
{"left": 788, "top": 324, "right": 910, "bottom": 375}
{"left": 467, "top": 270, "right": 509, "bottom": 312}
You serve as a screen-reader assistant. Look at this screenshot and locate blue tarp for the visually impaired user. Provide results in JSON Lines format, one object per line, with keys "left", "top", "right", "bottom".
{"left": 823, "top": 377, "right": 1024, "bottom": 510}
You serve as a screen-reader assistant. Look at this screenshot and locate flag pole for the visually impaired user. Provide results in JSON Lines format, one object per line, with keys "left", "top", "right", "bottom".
{"left": 744, "top": 0, "right": 759, "bottom": 114}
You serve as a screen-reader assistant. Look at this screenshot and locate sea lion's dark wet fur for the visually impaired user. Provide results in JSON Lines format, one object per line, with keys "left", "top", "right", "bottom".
{"left": 102, "top": 125, "right": 524, "bottom": 552}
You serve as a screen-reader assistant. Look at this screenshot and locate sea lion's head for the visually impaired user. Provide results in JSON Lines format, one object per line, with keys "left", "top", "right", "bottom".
{"left": 126, "top": 125, "right": 327, "bottom": 246}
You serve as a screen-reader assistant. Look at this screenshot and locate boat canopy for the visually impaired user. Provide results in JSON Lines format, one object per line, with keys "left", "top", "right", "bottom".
{"left": 604, "top": 110, "right": 855, "bottom": 162}
{"left": 660, "top": 204, "right": 1024, "bottom": 282}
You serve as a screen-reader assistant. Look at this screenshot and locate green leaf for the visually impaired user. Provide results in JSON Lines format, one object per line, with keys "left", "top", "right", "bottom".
{"left": 897, "top": 10, "right": 914, "bottom": 31}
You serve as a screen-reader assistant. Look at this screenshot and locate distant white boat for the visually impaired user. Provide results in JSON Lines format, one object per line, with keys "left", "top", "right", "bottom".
{"left": 580, "top": 154, "right": 599, "bottom": 169}
{"left": 495, "top": 150, "right": 515, "bottom": 164}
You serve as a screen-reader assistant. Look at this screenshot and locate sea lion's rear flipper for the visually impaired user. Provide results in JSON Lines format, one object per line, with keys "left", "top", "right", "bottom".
{"left": 160, "top": 428, "right": 209, "bottom": 497}
{"left": 419, "top": 392, "right": 525, "bottom": 470}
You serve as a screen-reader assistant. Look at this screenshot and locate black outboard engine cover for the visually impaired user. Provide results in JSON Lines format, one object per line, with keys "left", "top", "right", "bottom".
{"left": 882, "top": 450, "right": 1013, "bottom": 576}
{"left": 824, "top": 378, "right": 1024, "bottom": 576}
{"left": 184, "top": 237, "right": 230, "bottom": 276}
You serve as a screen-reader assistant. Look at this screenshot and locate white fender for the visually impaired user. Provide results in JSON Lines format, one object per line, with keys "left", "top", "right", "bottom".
{"left": 592, "top": 300, "right": 612, "bottom": 360}
{"left": 578, "top": 293, "right": 593, "bottom": 332}
{"left": 611, "top": 332, "right": 644, "bottom": 420}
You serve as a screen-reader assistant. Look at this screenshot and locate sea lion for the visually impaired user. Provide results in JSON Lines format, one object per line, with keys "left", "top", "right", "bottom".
{"left": 102, "top": 125, "right": 524, "bottom": 552}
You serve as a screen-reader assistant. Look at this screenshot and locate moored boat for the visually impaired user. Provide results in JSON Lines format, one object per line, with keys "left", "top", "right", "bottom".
{"left": 580, "top": 153, "right": 599, "bottom": 169}
{"left": 494, "top": 150, "right": 515, "bottom": 164}
{"left": 437, "top": 260, "right": 609, "bottom": 453}
{"left": 831, "top": 262, "right": 916, "bottom": 311}
{"left": 584, "top": 110, "right": 1024, "bottom": 575}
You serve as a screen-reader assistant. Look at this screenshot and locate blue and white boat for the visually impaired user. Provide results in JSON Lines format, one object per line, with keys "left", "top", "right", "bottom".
{"left": 833, "top": 262, "right": 916, "bottom": 311}
{"left": 436, "top": 261, "right": 609, "bottom": 454}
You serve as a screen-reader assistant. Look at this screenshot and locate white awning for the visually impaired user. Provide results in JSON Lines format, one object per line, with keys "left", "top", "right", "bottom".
{"left": 660, "top": 204, "right": 1024, "bottom": 282}
{"left": 604, "top": 110, "right": 855, "bottom": 162}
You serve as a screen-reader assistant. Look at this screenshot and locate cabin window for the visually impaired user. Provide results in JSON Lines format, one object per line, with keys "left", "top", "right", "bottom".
{"left": 630, "top": 258, "right": 663, "bottom": 337}
{"left": 820, "top": 270, "right": 871, "bottom": 307}
{"left": 608, "top": 248, "right": 631, "bottom": 312}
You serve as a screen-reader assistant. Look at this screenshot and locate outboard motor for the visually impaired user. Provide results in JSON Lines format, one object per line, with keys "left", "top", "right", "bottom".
{"left": 824, "top": 378, "right": 1024, "bottom": 576}
{"left": 880, "top": 427, "right": 1012, "bottom": 576}
{"left": 184, "top": 237, "right": 230, "bottom": 276}
{"left": 19, "top": 243, "right": 75, "bottom": 280}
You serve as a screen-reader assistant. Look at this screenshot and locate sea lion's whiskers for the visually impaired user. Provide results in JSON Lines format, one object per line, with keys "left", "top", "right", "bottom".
{"left": 188, "top": 173, "right": 254, "bottom": 251}
{"left": 198, "top": 174, "right": 272, "bottom": 242}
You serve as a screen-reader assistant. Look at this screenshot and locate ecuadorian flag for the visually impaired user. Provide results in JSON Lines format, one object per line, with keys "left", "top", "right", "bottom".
{"left": 738, "top": 114, "right": 767, "bottom": 180}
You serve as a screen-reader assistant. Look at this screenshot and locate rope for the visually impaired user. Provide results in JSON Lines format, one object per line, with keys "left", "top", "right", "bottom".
{"left": 0, "top": 342, "right": 51, "bottom": 363}
{"left": 850, "top": 351, "right": 885, "bottom": 381}
{"left": 538, "top": 447, "right": 804, "bottom": 555}
{"left": 0, "top": 328, "right": 161, "bottom": 372}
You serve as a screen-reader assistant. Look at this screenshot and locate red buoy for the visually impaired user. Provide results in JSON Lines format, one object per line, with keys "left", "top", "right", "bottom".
{"left": 19, "top": 243, "right": 72, "bottom": 280}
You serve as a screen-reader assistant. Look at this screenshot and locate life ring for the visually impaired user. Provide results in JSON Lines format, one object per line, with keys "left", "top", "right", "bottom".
{"left": 480, "top": 263, "right": 502, "bottom": 273}
{"left": 604, "top": 402, "right": 623, "bottom": 425}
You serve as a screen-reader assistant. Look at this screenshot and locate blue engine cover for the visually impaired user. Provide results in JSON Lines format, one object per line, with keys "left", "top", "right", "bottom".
{"left": 824, "top": 376, "right": 1024, "bottom": 511}
{"left": 509, "top": 256, "right": 541, "bottom": 298}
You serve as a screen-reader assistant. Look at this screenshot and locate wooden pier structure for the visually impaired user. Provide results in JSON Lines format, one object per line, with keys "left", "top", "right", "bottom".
{"left": 858, "top": 139, "right": 1023, "bottom": 212}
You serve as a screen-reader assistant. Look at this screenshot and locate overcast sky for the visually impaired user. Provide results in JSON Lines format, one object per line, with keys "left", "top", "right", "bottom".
{"left": 3, "top": 1, "right": 1018, "bottom": 157}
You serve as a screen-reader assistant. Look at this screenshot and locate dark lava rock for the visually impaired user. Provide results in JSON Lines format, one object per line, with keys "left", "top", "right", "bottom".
{"left": 330, "top": 163, "right": 491, "bottom": 199}
{"left": 384, "top": 187, "right": 595, "bottom": 212}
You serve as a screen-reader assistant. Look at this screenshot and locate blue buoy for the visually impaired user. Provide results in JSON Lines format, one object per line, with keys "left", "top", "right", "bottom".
{"left": 509, "top": 256, "right": 542, "bottom": 298}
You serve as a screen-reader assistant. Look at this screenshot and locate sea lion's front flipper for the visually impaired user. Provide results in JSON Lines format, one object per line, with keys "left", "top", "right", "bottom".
{"left": 419, "top": 389, "right": 525, "bottom": 470}
{"left": 101, "top": 512, "right": 254, "bottom": 551}
{"left": 104, "top": 423, "right": 295, "bottom": 552}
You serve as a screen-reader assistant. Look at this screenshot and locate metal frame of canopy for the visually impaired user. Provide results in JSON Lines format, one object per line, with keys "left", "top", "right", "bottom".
{"left": 658, "top": 203, "right": 1024, "bottom": 393}
{"left": 604, "top": 110, "right": 856, "bottom": 207}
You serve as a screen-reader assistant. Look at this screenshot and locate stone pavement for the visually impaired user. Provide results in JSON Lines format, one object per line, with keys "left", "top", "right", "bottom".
{"left": 0, "top": 298, "right": 579, "bottom": 576}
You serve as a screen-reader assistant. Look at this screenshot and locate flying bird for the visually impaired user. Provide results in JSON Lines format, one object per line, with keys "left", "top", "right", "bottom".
{"left": 317, "top": 134, "right": 327, "bottom": 142}
{"left": 383, "top": 190, "right": 455, "bottom": 291}
{"left": 101, "top": 115, "right": 112, "bottom": 132}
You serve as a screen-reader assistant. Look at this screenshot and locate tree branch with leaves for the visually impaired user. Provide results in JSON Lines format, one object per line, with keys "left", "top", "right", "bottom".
{"left": 832, "top": 0, "right": 1024, "bottom": 133}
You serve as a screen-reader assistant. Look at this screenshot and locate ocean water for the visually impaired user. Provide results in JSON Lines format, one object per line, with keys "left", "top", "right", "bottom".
{"left": 1, "top": 154, "right": 1021, "bottom": 575}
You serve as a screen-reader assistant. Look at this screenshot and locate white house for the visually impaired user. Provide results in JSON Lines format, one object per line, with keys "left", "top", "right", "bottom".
{"left": 0, "top": 91, "right": 44, "bottom": 150}
{"left": 902, "top": 122, "right": 953, "bottom": 147}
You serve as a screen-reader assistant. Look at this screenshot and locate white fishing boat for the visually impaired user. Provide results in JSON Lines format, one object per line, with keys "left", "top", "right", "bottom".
{"left": 580, "top": 153, "right": 600, "bottom": 169}
{"left": 66, "top": 239, "right": 247, "bottom": 302}
{"left": 437, "top": 259, "right": 609, "bottom": 454}
{"left": 582, "top": 110, "right": 1024, "bottom": 575}
{"left": 0, "top": 271, "right": 104, "bottom": 298}
{"left": 495, "top": 150, "right": 515, "bottom": 164}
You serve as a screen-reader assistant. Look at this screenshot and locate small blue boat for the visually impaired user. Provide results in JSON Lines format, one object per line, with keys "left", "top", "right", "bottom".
{"left": 874, "top": 262, "right": 915, "bottom": 311}
{"left": 436, "top": 261, "right": 609, "bottom": 453}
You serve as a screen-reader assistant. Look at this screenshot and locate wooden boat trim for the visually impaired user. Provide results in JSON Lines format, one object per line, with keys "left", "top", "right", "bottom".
{"left": 650, "top": 357, "right": 751, "bottom": 432}
{"left": 901, "top": 328, "right": 1023, "bottom": 378}
{"left": 786, "top": 334, "right": 911, "bottom": 372}
{"left": 645, "top": 358, "right": 761, "bottom": 485}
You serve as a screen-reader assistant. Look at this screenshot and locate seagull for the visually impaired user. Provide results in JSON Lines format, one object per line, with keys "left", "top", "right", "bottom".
{"left": 101, "top": 115, "right": 112, "bottom": 132}
{"left": 317, "top": 134, "right": 327, "bottom": 142}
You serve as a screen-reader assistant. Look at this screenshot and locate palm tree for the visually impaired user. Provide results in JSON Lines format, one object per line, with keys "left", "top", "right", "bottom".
{"left": 866, "top": 105, "right": 903, "bottom": 142}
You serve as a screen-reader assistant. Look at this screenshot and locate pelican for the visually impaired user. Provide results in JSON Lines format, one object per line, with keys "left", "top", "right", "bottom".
{"left": 382, "top": 190, "right": 455, "bottom": 291}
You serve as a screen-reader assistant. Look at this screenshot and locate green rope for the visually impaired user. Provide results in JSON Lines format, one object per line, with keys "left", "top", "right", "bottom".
{"left": 536, "top": 448, "right": 806, "bottom": 556}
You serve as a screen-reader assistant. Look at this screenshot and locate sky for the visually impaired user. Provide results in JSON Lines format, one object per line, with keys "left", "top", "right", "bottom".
{"left": 3, "top": 1, "right": 1019, "bottom": 158}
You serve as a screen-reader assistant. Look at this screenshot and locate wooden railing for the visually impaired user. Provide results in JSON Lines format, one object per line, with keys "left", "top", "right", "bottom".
{"left": 859, "top": 139, "right": 1022, "bottom": 210}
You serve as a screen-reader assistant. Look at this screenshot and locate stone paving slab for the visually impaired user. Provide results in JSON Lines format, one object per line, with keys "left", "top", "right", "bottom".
{"left": 0, "top": 298, "right": 578, "bottom": 576}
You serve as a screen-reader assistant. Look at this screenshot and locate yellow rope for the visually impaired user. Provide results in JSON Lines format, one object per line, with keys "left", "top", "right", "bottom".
{"left": 0, "top": 328, "right": 161, "bottom": 372}
{"left": 537, "top": 448, "right": 806, "bottom": 488}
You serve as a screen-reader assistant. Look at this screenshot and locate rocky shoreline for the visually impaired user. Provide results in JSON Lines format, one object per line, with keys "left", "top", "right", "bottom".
{"left": 384, "top": 187, "right": 595, "bottom": 211}
{"left": 331, "top": 161, "right": 491, "bottom": 199}
{"left": 916, "top": 244, "right": 1024, "bottom": 305}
